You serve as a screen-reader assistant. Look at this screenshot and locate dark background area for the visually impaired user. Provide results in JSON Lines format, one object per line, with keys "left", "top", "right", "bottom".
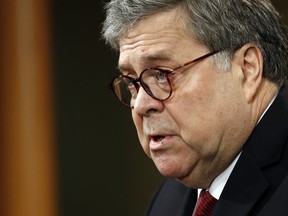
{"left": 51, "top": 1, "right": 288, "bottom": 215}
{"left": 52, "top": 1, "right": 162, "bottom": 216}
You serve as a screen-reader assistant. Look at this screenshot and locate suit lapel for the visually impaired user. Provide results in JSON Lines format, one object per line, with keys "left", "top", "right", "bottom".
{"left": 213, "top": 150, "right": 269, "bottom": 216}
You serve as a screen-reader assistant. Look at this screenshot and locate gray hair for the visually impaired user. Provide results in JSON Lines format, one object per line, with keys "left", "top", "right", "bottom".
{"left": 102, "top": 0, "right": 288, "bottom": 86}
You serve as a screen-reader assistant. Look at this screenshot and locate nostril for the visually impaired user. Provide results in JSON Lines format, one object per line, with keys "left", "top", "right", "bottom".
{"left": 146, "top": 108, "right": 158, "bottom": 115}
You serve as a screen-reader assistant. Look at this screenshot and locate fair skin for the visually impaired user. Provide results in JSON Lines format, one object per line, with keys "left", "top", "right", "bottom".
{"left": 118, "top": 9, "right": 278, "bottom": 189}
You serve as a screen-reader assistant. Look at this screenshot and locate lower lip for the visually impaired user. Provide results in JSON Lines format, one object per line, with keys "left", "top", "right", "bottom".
{"left": 149, "top": 136, "right": 171, "bottom": 151}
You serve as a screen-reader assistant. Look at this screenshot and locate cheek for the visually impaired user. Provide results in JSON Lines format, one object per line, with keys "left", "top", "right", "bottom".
{"left": 169, "top": 84, "right": 229, "bottom": 149}
{"left": 172, "top": 86, "right": 217, "bottom": 127}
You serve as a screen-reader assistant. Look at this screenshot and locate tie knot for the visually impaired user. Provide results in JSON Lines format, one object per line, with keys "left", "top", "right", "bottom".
{"left": 193, "top": 190, "right": 217, "bottom": 216}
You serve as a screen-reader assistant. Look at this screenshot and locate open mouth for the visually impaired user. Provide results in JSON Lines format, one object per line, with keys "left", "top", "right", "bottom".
{"left": 151, "top": 135, "right": 165, "bottom": 142}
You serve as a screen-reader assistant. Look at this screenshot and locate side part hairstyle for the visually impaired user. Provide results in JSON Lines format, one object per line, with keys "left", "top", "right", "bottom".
{"left": 102, "top": 0, "right": 288, "bottom": 86}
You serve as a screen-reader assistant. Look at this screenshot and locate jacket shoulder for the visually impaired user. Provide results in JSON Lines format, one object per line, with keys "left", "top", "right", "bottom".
{"left": 145, "top": 178, "right": 197, "bottom": 216}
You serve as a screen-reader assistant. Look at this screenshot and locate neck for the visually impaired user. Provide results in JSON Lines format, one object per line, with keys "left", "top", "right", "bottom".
{"left": 250, "top": 79, "right": 279, "bottom": 126}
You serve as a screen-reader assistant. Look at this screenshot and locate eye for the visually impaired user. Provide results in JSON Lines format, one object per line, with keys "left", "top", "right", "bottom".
{"left": 141, "top": 68, "right": 170, "bottom": 87}
{"left": 126, "top": 78, "right": 134, "bottom": 88}
{"left": 156, "top": 71, "right": 166, "bottom": 81}
{"left": 154, "top": 70, "right": 170, "bottom": 85}
{"left": 125, "top": 79, "right": 138, "bottom": 96}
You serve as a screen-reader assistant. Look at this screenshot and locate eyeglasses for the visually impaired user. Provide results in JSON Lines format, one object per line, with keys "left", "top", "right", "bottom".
{"left": 109, "top": 50, "right": 220, "bottom": 108}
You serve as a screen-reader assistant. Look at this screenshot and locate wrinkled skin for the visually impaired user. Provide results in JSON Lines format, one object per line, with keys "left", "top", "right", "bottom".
{"left": 118, "top": 9, "right": 277, "bottom": 188}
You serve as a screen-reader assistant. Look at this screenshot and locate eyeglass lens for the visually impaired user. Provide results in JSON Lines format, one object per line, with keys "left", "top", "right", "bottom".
{"left": 111, "top": 69, "right": 172, "bottom": 107}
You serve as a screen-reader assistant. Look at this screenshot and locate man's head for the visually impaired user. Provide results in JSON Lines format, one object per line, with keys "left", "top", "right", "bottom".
{"left": 102, "top": 0, "right": 288, "bottom": 188}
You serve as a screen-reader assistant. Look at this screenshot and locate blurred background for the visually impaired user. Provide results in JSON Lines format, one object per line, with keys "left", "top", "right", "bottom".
{"left": 0, "top": 0, "right": 287, "bottom": 216}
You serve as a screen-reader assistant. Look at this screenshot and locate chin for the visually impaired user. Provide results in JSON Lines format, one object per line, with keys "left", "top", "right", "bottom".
{"left": 177, "top": 171, "right": 213, "bottom": 189}
{"left": 155, "top": 163, "right": 188, "bottom": 179}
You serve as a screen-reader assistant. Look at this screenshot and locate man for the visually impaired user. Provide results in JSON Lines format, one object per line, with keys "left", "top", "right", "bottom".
{"left": 102, "top": 0, "right": 288, "bottom": 215}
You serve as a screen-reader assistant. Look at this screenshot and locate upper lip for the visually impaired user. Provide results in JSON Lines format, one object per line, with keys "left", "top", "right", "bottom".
{"left": 147, "top": 133, "right": 168, "bottom": 141}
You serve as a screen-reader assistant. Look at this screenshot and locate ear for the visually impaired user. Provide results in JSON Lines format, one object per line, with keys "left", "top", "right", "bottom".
{"left": 234, "top": 44, "right": 263, "bottom": 103}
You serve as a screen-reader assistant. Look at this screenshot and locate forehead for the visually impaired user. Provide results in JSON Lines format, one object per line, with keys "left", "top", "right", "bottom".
{"left": 120, "top": 9, "right": 187, "bottom": 45}
{"left": 118, "top": 9, "right": 199, "bottom": 70}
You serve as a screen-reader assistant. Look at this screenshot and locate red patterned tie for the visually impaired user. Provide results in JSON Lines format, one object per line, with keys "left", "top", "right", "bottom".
{"left": 193, "top": 190, "right": 217, "bottom": 216}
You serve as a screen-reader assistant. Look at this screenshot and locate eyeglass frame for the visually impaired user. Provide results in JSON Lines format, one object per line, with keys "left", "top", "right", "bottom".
{"left": 109, "top": 50, "right": 221, "bottom": 108}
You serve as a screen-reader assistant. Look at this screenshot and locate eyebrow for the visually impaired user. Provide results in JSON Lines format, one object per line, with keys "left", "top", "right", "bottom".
{"left": 140, "top": 52, "right": 172, "bottom": 62}
{"left": 118, "top": 51, "right": 173, "bottom": 73}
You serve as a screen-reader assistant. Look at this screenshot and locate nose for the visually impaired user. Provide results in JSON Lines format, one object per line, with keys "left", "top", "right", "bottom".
{"left": 132, "top": 87, "right": 164, "bottom": 116}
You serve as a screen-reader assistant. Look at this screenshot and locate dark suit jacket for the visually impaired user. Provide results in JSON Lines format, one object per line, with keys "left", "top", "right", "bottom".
{"left": 145, "top": 85, "right": 288, "bottom": 216}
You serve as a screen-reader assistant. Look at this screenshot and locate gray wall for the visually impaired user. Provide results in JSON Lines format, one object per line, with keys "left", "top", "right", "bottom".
{"left": 52, "top": 1, "right": 288, "bottom": 215}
